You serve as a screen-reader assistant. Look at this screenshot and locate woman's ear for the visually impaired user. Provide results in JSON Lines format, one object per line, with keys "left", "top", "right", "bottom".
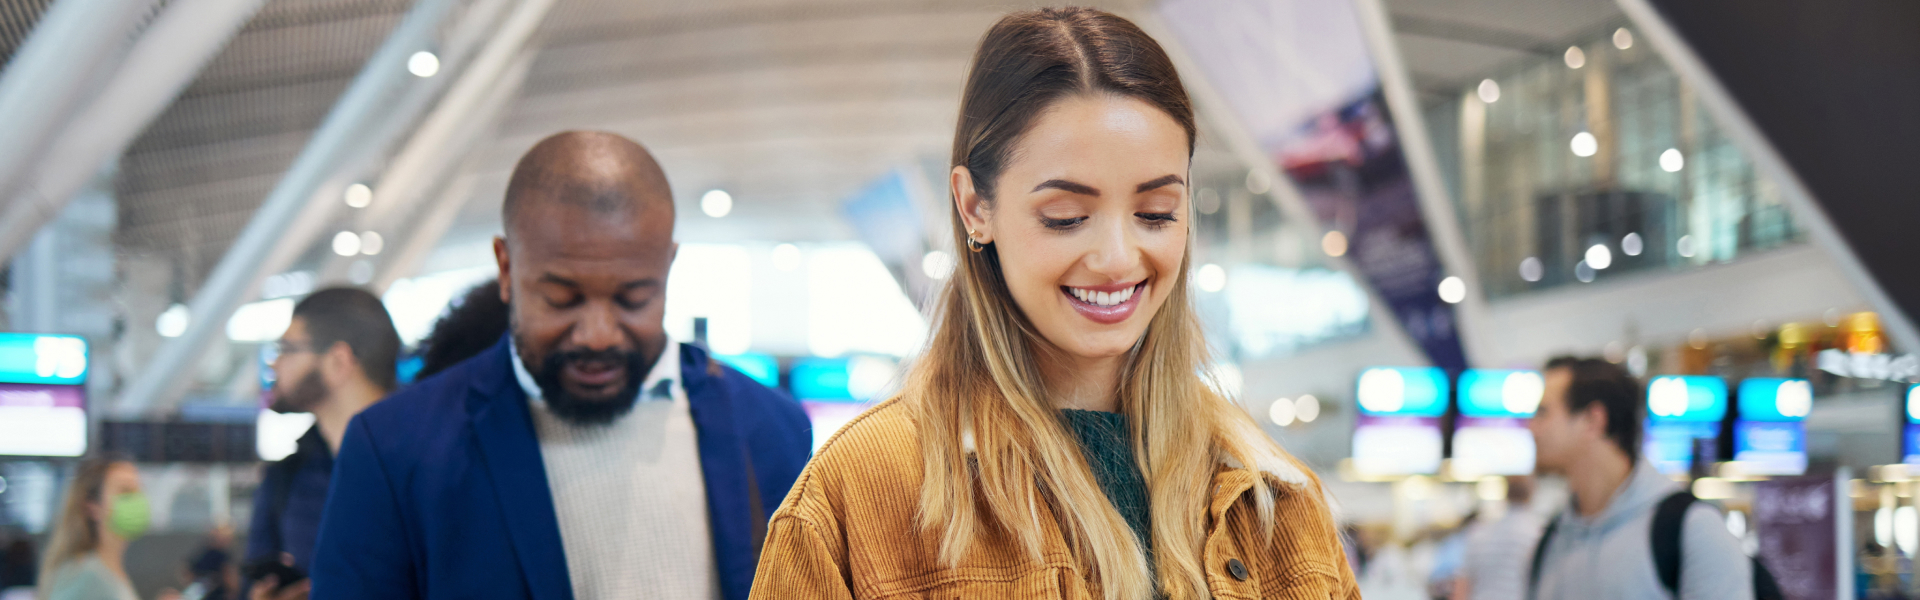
{"left": 951, "top": 166, "right": 993, "bottom": 244}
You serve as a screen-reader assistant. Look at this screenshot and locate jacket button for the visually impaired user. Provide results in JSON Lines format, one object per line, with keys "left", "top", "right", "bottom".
{"left": 1227, "top": 558, "right": 1248, "bottom": 581}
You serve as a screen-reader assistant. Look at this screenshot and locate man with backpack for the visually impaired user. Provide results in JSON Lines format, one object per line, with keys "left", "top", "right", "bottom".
{"left": 243, "top": 287, "right": 401, "bottom": 600}
{"left": 1526, "top": 357, "right": 1764, "bottom": 600}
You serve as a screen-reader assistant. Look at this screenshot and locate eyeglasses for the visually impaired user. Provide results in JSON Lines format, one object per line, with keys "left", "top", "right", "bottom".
{"left": 275, "top": 340, "right": 316, "bottom": 357}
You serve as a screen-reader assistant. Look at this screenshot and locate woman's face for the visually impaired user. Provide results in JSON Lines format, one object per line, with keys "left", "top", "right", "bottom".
{"left": 956, "top": 94, "right": 1190, "bottom": 363}
{"left": 90, "top": 463, "right": 140, "bottom": 516}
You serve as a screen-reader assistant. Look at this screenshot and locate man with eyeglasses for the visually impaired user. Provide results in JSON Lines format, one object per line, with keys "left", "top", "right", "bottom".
{"left": 244, "top": 287, "right": 400, "bottom": 600}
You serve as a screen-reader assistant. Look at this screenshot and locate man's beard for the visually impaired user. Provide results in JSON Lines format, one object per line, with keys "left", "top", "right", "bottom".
{"left": 269, "top": 369, "right": 328, "bottom": 414}
{"left": 516, "top": 333, "right": 649, "bottom": 426}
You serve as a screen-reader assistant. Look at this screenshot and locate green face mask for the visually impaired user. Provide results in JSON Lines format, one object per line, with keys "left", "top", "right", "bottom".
{"left": 105, "top": 491, "right": 150, "bottom": 540}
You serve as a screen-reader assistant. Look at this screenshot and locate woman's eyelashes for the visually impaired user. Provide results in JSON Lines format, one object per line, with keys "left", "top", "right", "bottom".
{"left": 1136, "top": 212, "right": 1178, "bottom": 229}
{"left": 1037, "top": 213, "right": 1180, "bottom": 231}
{"left": 1041, "top": 216, "right": 1088, "bottom": 230}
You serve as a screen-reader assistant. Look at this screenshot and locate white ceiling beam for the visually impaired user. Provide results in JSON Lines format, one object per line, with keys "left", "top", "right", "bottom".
{"left": 0, "top": 0, "right": 269, "bottom": 263}
{"left": 0, "top": 0, "right": 153, "bottom": 238}
{"left": 113, "top": 0, "right": 468, "bottom": 416}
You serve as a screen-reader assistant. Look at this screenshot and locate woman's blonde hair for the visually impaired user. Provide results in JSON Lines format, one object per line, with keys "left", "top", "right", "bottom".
{"left": 38, "top": 458, "right": 126, "bottom": 594}
{"left": 911, "top": 8, "right": 1289, "bottom": 600}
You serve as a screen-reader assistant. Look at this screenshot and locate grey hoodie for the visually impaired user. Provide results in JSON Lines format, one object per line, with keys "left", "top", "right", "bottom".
{"left": 1532, "top": 460, "right": 1753, "bottom": 600}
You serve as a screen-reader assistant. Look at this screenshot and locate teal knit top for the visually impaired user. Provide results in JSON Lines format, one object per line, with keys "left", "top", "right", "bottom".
{"left": 1060, "top": 409, "right": 1153, "bottom": 572}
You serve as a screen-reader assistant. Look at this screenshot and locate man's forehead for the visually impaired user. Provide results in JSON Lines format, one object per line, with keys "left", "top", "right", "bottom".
{"left": 282, "top": 317, "right": 309, "bottom": 339}
{"left": 509, "top": 198, "right": 671, "bottom": 238}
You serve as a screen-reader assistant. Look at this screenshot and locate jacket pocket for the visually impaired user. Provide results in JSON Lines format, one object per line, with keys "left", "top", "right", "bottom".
{"left": 877, "top": 565, "right": 1080, "bottom": 600}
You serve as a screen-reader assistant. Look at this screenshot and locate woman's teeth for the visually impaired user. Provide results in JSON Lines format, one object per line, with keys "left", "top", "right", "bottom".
{"left": 1069, "top": 285, "right": 1136, "bottom": 307}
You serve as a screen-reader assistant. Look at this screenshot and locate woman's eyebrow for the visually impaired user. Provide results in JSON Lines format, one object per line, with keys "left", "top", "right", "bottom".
{"left": 1031, "top": 179, "right": 1100, "bottom": 195}
{"left": 1135, "top": 174, "right": 1185, "bottom": 192}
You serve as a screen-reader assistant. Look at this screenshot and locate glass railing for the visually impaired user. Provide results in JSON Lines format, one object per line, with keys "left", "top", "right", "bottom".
{"left": 1424, "top": 24, "right": 1804, "bottom": 298}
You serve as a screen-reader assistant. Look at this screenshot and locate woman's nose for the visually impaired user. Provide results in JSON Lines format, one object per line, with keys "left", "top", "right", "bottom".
{"left": 1082, "top": 217, "right": 1138, "bottom": 277}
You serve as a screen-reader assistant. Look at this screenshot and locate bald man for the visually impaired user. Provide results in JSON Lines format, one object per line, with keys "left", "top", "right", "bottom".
{"left": 311, "top": 132, "right": 812, "bottom": 600}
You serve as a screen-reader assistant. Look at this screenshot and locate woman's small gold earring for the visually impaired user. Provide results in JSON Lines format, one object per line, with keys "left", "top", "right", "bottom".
{"left": 965, "top": 228, "right": 985, "bottom": 252}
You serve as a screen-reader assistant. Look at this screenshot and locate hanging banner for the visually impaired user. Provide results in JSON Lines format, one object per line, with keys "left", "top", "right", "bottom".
{"left": 1157, "top": 0, "right": 1468, "bottom": 372}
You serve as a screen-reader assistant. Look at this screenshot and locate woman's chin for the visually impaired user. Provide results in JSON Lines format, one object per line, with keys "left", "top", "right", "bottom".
{"left": 1053, "top": 331, "right": 1147, "bottom": 362}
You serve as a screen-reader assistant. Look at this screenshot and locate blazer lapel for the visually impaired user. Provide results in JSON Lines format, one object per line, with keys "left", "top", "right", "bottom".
{"left": 680, "top": 343, "right": 756, "bottom": 600}
{"left": 468, "top": 339, "right": 574, "bottom": 600}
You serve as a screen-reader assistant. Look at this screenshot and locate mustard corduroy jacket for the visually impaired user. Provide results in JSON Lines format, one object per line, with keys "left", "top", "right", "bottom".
{"left": 749, "top": 397, "right": 1361, "bottom": 599}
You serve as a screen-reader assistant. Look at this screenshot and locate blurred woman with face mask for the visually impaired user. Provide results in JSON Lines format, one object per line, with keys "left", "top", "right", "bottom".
{"left": 749, "top": 8, "right": 1355, "bottom": 600}
{"left": 39, "top": 458, "right": 151, "bottom": 600}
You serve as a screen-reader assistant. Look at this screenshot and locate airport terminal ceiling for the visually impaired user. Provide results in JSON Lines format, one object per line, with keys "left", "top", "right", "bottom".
{"left": 0, "top": 0, "right": 1634, "bottom": 302}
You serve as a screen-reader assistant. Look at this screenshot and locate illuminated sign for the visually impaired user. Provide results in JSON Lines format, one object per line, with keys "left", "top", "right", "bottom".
{"left": 1644, "top": 375, "right": 1727, "bottom": 474}
{"left": 1352, "top": 367, "right": 1448, "bottom": 476}
{"left": 0, "top": 333, "right": 88, "bottom": 385}
{"left": 1905, "top": 384, "right": 1920, "bottom": 467}
{"left": 0, "top": 333, "right": 89, "bottom": 457}
{"left": 712, "top": 352, "right": 779, "bottom": 388}
{"left": 790, "top": 358, "right": 853, "bottom": 402}
{"left": 1734, "top": 378, "right": 1810, "bottom": 475}
{"left": 1355, "top": 367, "right": 1449, "bottom": 417}
{"left": 1452, "top": 369, "right": 1542, "bottom": 477}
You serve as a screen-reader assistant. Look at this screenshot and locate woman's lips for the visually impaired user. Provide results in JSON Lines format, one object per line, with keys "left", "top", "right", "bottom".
{"left": 1061, "top": 281, "right": 1147, "bottom": 325}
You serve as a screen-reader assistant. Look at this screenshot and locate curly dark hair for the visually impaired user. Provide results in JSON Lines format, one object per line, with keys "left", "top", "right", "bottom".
{"left": 416, "top": 282, "right": 510, "bottom": 380}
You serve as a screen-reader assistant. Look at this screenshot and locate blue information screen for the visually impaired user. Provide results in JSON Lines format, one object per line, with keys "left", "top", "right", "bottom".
{"left": 712, "top": 352, "right": 779, "bottom": 388}
{"left": 1644, "top": 375, "right": 1727, "bottom": 474}
{"left": 789, "top": 358, "right": 853, "bottom": 402}
{"left": 1351, "top": 367, "right": 1448, "bottom": 476}
{"left": 0, "top": 333, "right": 89, "bottom": 457}
{"left": 1452, "top": 369, "right": 1542, "bottom": 477}
{"left": 1733, "top": 378, "right": 1809, "bottom": 475}
{"left": 0, "top": 333, "right": 88, "bottom": 385}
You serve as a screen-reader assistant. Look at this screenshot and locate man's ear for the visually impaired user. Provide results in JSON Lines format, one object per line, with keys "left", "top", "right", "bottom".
{"left": 951, "top": 166, "right": 993, "bottom": 244}
{"left": 1579, "top": 401, "right": 1610, "bottom": 441}
{"left": 493, "top": 235, "right": 512, "bottom": 304}
{"left": 322, "top": 341, "right": 359, "bottom": 386}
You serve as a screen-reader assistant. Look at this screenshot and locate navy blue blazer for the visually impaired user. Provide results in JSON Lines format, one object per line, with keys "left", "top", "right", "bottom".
{"left": 310, "top": 337, "right": 811, "bottom": 600}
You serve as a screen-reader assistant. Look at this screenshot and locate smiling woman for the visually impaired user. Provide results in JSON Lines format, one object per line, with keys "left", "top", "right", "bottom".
{"left": 750, "top": 8, "right": 1356, "bottom": 600}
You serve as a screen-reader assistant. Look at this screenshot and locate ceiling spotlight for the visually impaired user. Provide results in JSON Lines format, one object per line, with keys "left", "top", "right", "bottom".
{"left": 1196, "top": 188, "right": 1221, "bottom": 215}
{"left": 344, "top": 183, "right": 372, "bottom": 208}
{"left": 1295, "top": 395, "right": 1321, "bottom": 423}
{"left": 701, "top": 189, "right": 733, "bottom": 218}
{"left": 1269, "top": 397, "right": 1296, "bottom": 427}
{"left": 1586, "top": 244, "right": 1613, "bottom": 269}
{"left": 332, "top": 231, "right": 361, "bottom": 256}
{"left": 1660, "top": 148, "right": 1685, "bottom": 172}
{"left": 156, "top": 304, "right": 190, "bottom": 338}
{"left": 1614, "top": 28, "right": 1634, "bottom": 50}
{"left": 1571, "top": 132, "right": 1598, "bottom": 157}
{"left": 1438, "top": 276, "right": 1466, "bottom": 304}
{"left": 1519, "top": 257, "right": 1543, "bottom": 282}
{"left": 1477, "top": 79, "right": 1501, "bottom": 104}
{"left": 1565, "top": 46, "right": 1587, "bottom": 69}
{"left": 1196, "top": 263, "right": 1227, "bottom": 293}
{"left": 1245, "top": 170, "right": 1271, "bottom": 195}
{"left": 359, "top": 231, "right": 384, "bottom": 256}
{"left": 408, "top": 51, "right": 440, "bottom": 77}
{"left": 921, "top": 250, "right": 954, "bottom": 280}
{"left": 1321, "top": 230, "right": 1348, "bottom": 257}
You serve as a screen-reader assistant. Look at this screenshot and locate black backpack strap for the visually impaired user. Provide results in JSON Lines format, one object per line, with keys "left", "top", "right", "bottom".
{"left": 1651, "top": 491, "right": 1697, "bottom": 597}
{"left": 1528, "top": 516, "right": 1559, "bottom": 597}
